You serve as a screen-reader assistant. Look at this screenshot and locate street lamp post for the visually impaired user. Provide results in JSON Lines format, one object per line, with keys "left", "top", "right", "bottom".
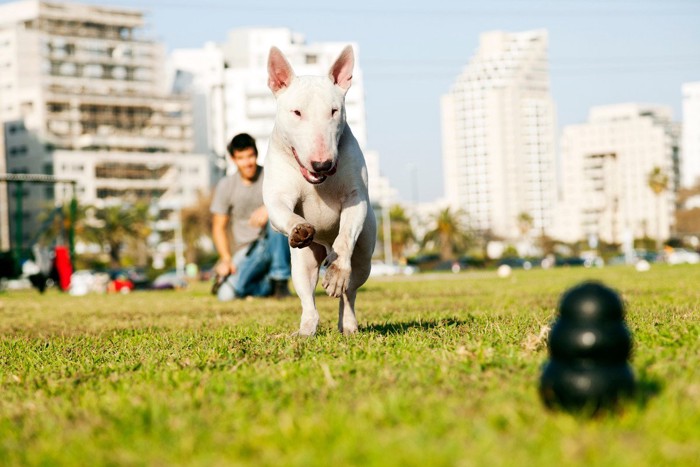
{"left": 382, "top": 202, "right": 393, "bottom": 265}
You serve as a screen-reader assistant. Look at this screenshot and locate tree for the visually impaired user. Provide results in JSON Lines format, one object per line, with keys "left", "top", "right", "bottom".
{"left": 676, "top": 184, "right": 700, "bottom": 237}
{"left": 82, "top": 202, "right": 152, "bottom": 268}
{"left": 379, "top": 205, "right": 414, "bottom": 261}
{"left": 36, "top": 201, "right": 88, "bottom": 247}
{"left": 517, "top": 212, "right": 534, "bottom": 237}
{"left": 180, "top": 191, "right": 214, "bottom": 264}
{"left": 422, "top": 207, "right": 472, "bottom": 260}
{"left": 516, "top": 211, "right": 535, "bottom": 255}
{"left": 647, "top": 166, "right": 669, "bottom": 251}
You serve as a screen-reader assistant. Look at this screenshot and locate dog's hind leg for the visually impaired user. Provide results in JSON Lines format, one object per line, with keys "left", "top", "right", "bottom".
{"left": 338, "top": 289, "right": 359, "bottom": 335}
{"left": 292, "top": 243, "right": 326, "bottom": 337}
{"left": 337, "top": 228, "right": 375, "bottom": 335}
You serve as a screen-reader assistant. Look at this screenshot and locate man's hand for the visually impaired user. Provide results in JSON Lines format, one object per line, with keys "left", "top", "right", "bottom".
{"left": 215, "top": 258, "right": 236, "bottom": 277}
{"left": 249, "top": 205, "right": 268, "bottom": 228}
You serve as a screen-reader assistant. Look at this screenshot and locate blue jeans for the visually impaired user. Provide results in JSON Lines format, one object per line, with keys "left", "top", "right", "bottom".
{"left": 217, "top": 223, "right": 291, "bottom": 301}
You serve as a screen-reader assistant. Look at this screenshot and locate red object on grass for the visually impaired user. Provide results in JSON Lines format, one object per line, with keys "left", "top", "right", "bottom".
{"left": 110, "top": 276, "right": 134, "bottom": 293}
{"left": 54, "top": 245, "right": 72, "bottom": 291}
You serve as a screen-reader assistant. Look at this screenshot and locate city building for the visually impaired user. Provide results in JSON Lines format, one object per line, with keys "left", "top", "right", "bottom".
{"left": 555, "top": 104, "right": 680, "bottom": 245}
{"left": 167, "top": 41, "right": 226, "bottom": 185}
{"left": 441, "top": 29, "right": 557, "bottom": 240}
{"left": 364, "top": 149, "right": 398, "bottom": 208}
{"left": 0, "top": 0, "right": 209, "bottom": 252}
{"left": 682, "top": 82, "right": 700, "bottom": 189}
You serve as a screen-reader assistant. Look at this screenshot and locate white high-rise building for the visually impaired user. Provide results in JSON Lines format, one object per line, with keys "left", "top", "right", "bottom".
{"left": 364, "top": 149, "right": 398, "bottom": 207}
{"left": 441, "top": 30, "right": 557, "bottom": 239}
{"left": 555, "top": 104, "right": 680, "bottom": 245}
{"left": 682, "top": 82, "right": 700, "bottom": 189}
{"left": 167, "top": 42, "right": 227, "bottom": 185}
{"left": 0, "top": 0, "right": 209, "bottom": 251}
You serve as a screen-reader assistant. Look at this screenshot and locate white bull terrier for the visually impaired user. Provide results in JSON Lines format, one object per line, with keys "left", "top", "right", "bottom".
{"left": 263, "top": 45, "right": 376, "bottom": 336}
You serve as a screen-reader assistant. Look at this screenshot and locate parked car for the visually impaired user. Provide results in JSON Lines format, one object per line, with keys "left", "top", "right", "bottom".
{"left": 432, "top": 260, "right": 468, "bottom": 273}
{"left": 608, "top": 249, "right": 661, "bottom": 266}
{"left": 498, "top": 257, "right": 534, "bottom": 270}
{"left": 665, "top": 248, "right": 700, "bottom": 265}
{"left": 554, "top": 256, "right": 587, "bottom": 267}
{"left": 369, "top": 261, "right": 418, "bottom": 277}
{"left": 152, "top": 270, "right": 188, "bottom": 290}
{"left": 107, "top": 267, "right": 151, "bottom": 290}
{"left": 108, "top": 272, "right": 134, "bottom": 294}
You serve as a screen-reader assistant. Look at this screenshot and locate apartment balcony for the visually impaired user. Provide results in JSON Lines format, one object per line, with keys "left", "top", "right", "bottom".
{"left": 39, "top": 15, "right": 146, "bottom": 41}
{"left": 44, "top": 82, "right": 188, "bottom": 104}
{"left": 45, "top": 48, "right": 158, "bottom": 69}
{"left": 95, "top": 161, "right": 180, "bottom": 183}
{"left": 95, "top": 161, "right": 176, "bottom": 181}
{"left": 44, "top": 81, "right": 161, "bottom": 102}
{"left": 74, "top": 133, "right": 192, "bottom": 153}
{"left": 148, "top": 113, "right": 194, "bottom": 126}
{"left": 43, "top": 105, "right": 192, "bottom": 144}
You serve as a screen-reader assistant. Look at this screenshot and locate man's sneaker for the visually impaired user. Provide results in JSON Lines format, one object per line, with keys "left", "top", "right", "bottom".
{"left": 271, "top": 279, "right": 292, "bottom": 299}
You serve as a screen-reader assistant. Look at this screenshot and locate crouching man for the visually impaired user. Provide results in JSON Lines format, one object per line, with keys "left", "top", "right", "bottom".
{"left": 210, "top": 133, "right": 291, "bottom": 300}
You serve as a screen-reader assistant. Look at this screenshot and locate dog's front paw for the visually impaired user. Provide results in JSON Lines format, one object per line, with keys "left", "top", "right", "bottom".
{"left": 322, "top": 261, "right": 351, "bottom": 298}
{"left": 289, "top": 223, "right": 315, "bottom": 248}
{"left": 298, "top": 318, "right": 319, "bottom": 337}
{"left": 339, "top": 320, "right": 358, "bottom": 335}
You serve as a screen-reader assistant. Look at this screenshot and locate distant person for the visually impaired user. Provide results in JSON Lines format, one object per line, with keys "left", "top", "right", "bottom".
{"left": 210, "top": 133, "right": 291, "bottom": 300}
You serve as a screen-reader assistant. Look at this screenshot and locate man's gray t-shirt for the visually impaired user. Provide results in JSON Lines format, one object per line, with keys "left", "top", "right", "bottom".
{"left": 210, "top": 166, "right": 265, "bottom": 254}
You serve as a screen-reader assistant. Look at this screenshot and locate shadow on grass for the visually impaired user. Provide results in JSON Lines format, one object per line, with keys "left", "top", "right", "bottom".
{"left": 634, "top": 370, "right": 663, "bottom": 409}
{"left": 362, "top": 317, "right": 470, "bottom": 335}
{"left": 311, "top": 286, "right": 375, "bottom": 297}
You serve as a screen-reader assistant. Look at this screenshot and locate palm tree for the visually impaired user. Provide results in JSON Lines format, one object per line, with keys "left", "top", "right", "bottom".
{"left": 36, "top": 201, "right": 88, "bottom": 247}
{"left": 517, "top": 212, "right": 534, "bottom": 237}
{"left": 422, "top": 207, "right": 472, "bottom": 260}
{"left": 385, "top": 205, "right": 415, "bottom": 261}
{"left": 517, "top": 211, "right": 534, "bottom": 256}
{"left": 83, "top": 202, "right": 152, "bottom": 268}
{"left": 648, "top": 166, "right": 669, "bottom": 251}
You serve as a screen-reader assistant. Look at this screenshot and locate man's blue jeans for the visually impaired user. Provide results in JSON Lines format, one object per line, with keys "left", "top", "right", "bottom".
{"left": 217, "top": 223, "right": 291, "bottom": 301}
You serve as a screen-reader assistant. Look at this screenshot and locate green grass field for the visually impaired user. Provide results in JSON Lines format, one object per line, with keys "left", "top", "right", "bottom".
{"left": 1, "top": 265, "right": 699, "bottom": 466}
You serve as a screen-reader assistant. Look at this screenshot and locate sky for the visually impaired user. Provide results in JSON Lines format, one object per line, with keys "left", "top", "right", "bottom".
{"left": 9, "top": 0, "right": 700, "bottom": 202}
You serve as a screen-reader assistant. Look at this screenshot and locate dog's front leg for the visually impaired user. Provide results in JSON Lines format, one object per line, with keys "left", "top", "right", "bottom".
{"left": 291, "top": 244, "right": 326, "bottom": 336}
{"left": 322, "top": 190, "right": 367, "bottom": 298}
{"left": 265, "top": 191, "right": 316, "bottom": 248}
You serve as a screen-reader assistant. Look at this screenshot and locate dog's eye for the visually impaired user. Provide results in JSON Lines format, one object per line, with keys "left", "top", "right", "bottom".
{"left": 293, "top": 110, "right": 302, "bottom": 117}
{"left": 331, "top": 108, "right": 338, "bottom": 117}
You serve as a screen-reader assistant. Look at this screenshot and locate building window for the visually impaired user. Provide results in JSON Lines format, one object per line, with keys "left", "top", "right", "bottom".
{"left": 111, "top": 66, "right": 126, "bottom": 80}
{"left": 59, "top": 62, "right": 76, "bottom": 76}
{"left": 83, "top": 64, "right": 103, "bottom": 78}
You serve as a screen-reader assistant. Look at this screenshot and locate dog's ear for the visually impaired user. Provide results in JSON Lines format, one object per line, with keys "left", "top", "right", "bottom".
{"left": 329, "top": 45, "right": 354, "bottom": 93}
{"left": 268, "top": 47, "right": 295, "bottom": 94}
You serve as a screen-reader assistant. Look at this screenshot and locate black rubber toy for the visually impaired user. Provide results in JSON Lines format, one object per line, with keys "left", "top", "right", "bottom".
{"left": 539, "top": 281, "right": 635, "bottom": 413}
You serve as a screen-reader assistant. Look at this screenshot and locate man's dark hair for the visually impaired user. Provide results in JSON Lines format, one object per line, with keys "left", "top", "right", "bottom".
{"left": 227, "top": 133, "right": 258, "bottom": 156}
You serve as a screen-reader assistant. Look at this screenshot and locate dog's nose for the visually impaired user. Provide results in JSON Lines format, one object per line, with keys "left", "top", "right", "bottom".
{"left": 311, "top": 160, "right": 333, "bottom": 173}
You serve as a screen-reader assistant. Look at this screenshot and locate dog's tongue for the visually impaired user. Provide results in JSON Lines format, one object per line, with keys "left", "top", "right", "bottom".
{"left": 300, "top": 166, "right": 327, "bottom": 184}
{"left": 292, "top": 147, "right": 335, "bottom": 184}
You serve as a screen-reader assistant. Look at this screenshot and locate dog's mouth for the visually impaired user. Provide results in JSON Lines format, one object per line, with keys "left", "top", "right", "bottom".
{"left": 292, "top": 147, "right": 336, "bottom": 185}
